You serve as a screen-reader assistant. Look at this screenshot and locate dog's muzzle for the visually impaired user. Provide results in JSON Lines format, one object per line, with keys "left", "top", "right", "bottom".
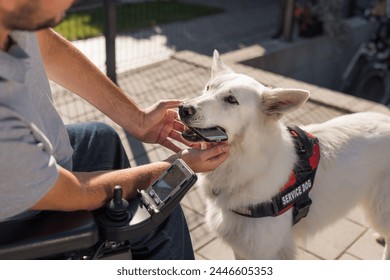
{"left": 179, "top": 105, "right": 196, "bottom": 120}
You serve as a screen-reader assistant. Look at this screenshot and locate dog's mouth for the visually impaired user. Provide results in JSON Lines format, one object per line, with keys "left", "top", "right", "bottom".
{"left": 182, "top": 126, "right": 228, "bottom": 143}
{"left": 182, "top": 127, "right": 200, "bottom": 142}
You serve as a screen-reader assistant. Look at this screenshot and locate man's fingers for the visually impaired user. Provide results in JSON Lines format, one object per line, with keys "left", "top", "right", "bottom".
{"left": 160, "top": 138, "right": 182, "bottom": 153}
{"left": 169, "top": 129, "right": 203, "bottom": 149}
{"left": 173, "top": 119, "right": 186, "bottom": 132}
{"left": 208, "top": 149, "right": 230, "bottom": 165}
{"left": 158, "top": 100, "right": 182, "bottom": 110}
{"left": 204, "top": 143, "right": 230, "bottom": 161}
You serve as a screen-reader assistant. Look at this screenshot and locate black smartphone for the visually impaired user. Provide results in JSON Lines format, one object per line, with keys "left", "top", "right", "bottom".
{"left": 182, "top": 126, "right": 228, "bottom": 142}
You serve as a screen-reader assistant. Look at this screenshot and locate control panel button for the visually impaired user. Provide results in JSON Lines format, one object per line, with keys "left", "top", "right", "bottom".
{"left": 143, "top": 199, "right": 150, "bottom": 207}
{"left": 153, "top": 197, "right": 160, "bottom": 205}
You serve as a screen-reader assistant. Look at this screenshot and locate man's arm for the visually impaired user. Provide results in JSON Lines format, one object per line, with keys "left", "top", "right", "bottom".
{"left": 37, "top": 29, "right": 146, "bottom": 140}
{"left": 32, "top": 161, "right": 171, "bottom": 212}
{"left": 37, "top": 28, "right": 192, "bottom": 152}
{"left": 32, "top": 143, "right": 230, "bottom": 212}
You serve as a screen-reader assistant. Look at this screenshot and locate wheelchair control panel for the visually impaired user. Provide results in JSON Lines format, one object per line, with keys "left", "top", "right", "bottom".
{"left": 96, "top": 159, "right": 197, "bottom": 241}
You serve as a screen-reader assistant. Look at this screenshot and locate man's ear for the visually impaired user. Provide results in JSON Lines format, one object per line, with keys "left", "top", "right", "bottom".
{"left": 211, "top": 49, "right": 233, "bottom": 78}
{"left": 261, "top": 88, "right": 310, "bottom": 117}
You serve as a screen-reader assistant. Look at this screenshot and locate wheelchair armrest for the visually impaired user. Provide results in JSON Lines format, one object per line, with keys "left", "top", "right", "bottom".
{"left": 0, "top": 211, "right": 99, "bottom": 259}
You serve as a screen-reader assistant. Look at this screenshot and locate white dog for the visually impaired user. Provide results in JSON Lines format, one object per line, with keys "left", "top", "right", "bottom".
{"left": 179, "top": 50, "right": 390, "bottom": 260}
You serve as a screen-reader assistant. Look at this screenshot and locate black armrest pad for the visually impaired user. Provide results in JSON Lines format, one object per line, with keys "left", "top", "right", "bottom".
{"left": 0, "top": 211, "right": 99, "bottom": 259}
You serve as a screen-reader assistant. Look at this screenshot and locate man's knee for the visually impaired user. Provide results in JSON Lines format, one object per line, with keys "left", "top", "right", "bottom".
{"left": 68, "top": 122, "right": 121, "bottom": 146}
{"left": 67, "top": 122, "right": 130, "bottom": 171}
{"left": 86, "top": 122, "right": 120, "bottom": 142}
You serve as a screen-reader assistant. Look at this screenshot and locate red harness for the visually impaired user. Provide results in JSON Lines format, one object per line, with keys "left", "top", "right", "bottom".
{"left": 232, "top": 126, "right": 321, "bottom": 225}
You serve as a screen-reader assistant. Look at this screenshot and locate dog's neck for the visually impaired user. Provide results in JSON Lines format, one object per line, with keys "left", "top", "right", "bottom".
{"left": 232, "top": 122, "right": 296, "bottom": 168}
{"left": 206, "top": 123, "right": 297, "bottom": 206}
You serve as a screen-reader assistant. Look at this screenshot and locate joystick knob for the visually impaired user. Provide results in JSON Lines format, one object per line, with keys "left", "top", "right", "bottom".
{"left": 105, "top": 186, "right": 131, "bottom": 223}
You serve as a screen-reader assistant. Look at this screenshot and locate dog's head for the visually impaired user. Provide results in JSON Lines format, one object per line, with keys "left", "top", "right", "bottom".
{"left": 179, "top": 50, "right": 309, "bottom": 143}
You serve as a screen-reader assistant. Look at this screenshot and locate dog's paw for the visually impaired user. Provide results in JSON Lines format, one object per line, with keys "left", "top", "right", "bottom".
{"left": 373, "top": 232, "right": 386, "bottom": 247}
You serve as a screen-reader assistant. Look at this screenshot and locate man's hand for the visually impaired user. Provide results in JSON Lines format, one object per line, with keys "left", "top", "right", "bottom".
{"left": 166, "top": 143, "right": 230, "bottom": 173}
{"left": 138, "top": 100, "right": 201, "bottom": 152}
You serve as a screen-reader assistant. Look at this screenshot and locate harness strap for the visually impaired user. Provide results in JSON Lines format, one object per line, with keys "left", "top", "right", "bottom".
{"left": 232, "top": 126, "right": 320, "bottom": 225}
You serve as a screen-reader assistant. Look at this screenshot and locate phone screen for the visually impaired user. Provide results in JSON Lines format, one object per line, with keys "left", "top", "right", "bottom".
{"left": 152, "top": 165, "right": 187, "bottom": 201}
{"left": 199, "top": 128, "right": 225, "bottom": 137}
{"left": 193, "top": 127, "right": 228, "bottom": 142}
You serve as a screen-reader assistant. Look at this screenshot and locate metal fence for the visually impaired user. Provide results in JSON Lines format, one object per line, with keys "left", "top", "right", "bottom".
{"left": 58, "top": 0, "right": 369, "bottom": 82}
{"left": 56, "top": 0, "right": 225, "bottom": 83}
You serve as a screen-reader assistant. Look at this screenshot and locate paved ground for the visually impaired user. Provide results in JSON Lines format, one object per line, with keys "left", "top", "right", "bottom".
{"left": 50, "top": 0, "right": 390, "bottom": 260}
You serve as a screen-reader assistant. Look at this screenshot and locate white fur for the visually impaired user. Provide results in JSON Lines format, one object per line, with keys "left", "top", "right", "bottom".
{"left": 180, "top": 50, "right": 390, "bottom": 260}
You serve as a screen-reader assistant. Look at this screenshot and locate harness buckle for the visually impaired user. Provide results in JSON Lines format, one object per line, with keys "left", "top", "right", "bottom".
{"left": 292, "top": 196, "right": 312, "bottom": 225}
{"left": 271, "top": 199, "right": 280, "bottom": 215}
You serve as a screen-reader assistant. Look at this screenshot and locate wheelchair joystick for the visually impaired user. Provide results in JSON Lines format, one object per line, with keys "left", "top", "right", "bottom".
{"left": 105, "top": 186, "right": 132, "bottom": 223}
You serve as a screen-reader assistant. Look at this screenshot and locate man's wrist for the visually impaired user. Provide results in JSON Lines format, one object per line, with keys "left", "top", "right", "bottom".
{"left": 164, "top": 153, "right": 180, "bottom": 164}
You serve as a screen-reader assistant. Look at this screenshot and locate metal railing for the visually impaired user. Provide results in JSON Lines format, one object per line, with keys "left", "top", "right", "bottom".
{"left": 58, "top": 0, "right": 224, "bottom": 83}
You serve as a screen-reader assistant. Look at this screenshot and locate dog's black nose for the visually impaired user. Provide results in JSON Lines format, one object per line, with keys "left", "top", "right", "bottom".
{"left": 179, "top": 105, "right": 196, "bottom": 118}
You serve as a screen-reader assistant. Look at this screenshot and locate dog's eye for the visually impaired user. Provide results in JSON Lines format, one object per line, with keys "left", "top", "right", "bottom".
{"left": 225, "top": 95, "right": 239, "bottom": 105}
{"left": 206, "top": 85, "right": 210, "bottom": 91}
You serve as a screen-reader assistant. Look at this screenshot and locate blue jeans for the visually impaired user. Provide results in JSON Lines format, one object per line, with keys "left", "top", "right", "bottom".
{"left": 66, "top": 122, "right": 194, "bottom": 260}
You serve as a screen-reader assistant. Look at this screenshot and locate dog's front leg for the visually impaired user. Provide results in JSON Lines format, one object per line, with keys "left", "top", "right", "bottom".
{"left": 277, "top": 235, "right": 297, "bottom": 260}
{"left": 233, "top": 251, "right": 245, "bottom": 260}
{"left": 383, "top": 237, "right": 390, "bottom": 260}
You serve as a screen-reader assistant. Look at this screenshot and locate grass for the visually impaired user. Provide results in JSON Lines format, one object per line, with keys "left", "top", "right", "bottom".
{"left": 54, "top": 1, "right": 223, "bottom": 41}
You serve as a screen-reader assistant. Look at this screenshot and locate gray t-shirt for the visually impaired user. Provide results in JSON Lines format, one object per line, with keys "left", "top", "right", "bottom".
{"left": 0, "top": 31, "right": 73, "bottom": 221}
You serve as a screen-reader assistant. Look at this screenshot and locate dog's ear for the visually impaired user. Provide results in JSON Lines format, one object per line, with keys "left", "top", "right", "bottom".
{"left": 261, "top": 88, "right": 309, "bottom": 117}
{"left": 211, "top": 49, "right": 233, "bottom": 78}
